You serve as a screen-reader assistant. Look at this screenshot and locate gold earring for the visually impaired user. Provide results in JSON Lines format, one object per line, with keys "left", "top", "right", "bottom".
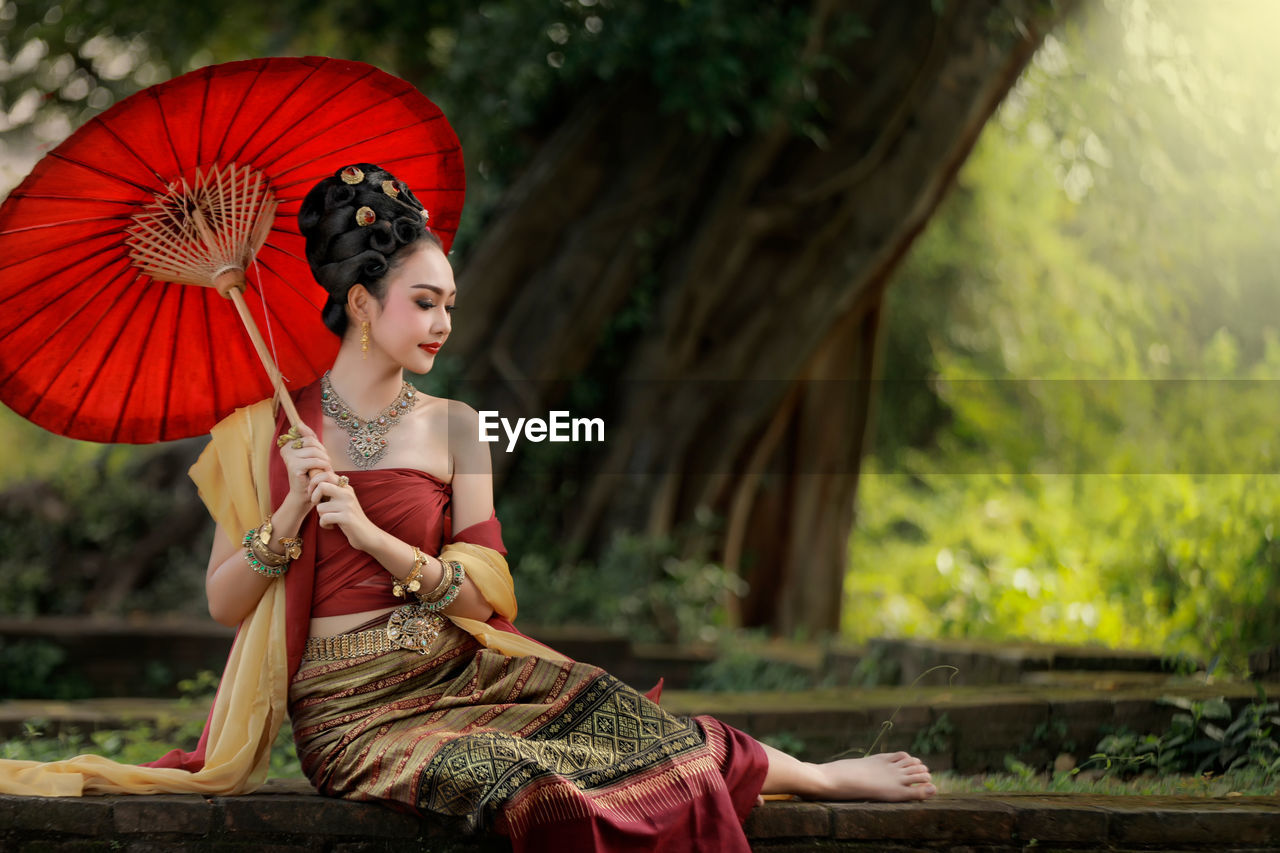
{"left": 361, "top": 321, "right": 370, "bottom": 359}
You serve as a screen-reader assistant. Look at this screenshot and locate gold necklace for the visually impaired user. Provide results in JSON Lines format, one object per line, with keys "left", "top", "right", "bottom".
{"left": 320, "top": 371, "right": 417, "bottom": 469}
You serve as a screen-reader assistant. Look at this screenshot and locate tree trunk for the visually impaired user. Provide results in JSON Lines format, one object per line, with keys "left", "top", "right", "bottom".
{"left": 449, "top": 0, "right": 1070, "bottom": 635}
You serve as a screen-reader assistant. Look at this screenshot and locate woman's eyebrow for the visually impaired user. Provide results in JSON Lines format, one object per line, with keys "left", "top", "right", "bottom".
{"left": 410, "top": 283, "right": 457, "bottom": 298}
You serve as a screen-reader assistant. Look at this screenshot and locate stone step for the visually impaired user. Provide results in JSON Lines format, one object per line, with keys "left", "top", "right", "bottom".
{"left": 3, "top": 681, "right": 1269, "bottom": 774}
{"left": 0, "top": 697, "right": 208, "bottom": 739}
{"left": 0, "top": 618, "right": 698, "bottom": 697}
{"left": 854, "top": 637, "right": 1200, "bottom": 687}
{"left": 0, "top": 617, "right": 234, "bottom": 699}
{"left": 1, "top": 617, "right": 1220, "bottom": 701}
{"left": 0, "top": 779, "right": 1275, "bottom": 851}
{"left": 659, "top": 681, "right": 1272, "bottom": 772}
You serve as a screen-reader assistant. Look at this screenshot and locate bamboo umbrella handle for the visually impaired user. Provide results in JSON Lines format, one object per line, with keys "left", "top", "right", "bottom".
{"left": 214, "top": 269, "right": 303, "bottom": 431}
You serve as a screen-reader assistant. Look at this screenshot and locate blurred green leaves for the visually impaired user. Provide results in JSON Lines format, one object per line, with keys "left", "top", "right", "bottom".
{"left": 1, "top": 1, "right": 853, "bottom": 256}
{"left": 852, "top": 0, "right": 1280, "bottom": 668}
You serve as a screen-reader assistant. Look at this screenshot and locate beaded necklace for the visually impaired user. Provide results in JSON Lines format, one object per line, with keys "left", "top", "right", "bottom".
{"left": 320, "top": 371, "right": 417, "bottom": 470}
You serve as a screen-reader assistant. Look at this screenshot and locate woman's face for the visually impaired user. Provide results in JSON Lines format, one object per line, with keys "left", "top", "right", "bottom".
{"left": 367, "top": 241, "right": 455, "bottom": 373}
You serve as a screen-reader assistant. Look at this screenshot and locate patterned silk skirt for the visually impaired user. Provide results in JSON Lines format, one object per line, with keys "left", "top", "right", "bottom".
{"left": 288, "top": 620, "right": 768, "bottom": 852}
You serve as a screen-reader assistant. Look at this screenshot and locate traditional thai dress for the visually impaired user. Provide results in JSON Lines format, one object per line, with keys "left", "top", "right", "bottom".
{"left": 0, "top": 380, "right": 769, "bottom": 853}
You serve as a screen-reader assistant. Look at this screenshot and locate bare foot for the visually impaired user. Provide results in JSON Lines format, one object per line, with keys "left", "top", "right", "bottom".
{"left": 813, "top": 752, "right": 936, "bottom": 802}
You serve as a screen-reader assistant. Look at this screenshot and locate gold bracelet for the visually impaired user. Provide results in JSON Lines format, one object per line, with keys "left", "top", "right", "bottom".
{"left": 242, "top": 524, "right": 288, "bottom": 578}
{"left": 393, "top": 547, "right": 429, "bottom": 598}
{"left": 420, "top": 555, "right": 454, "bottom": 602}
{"left": 279, "top": 536, "right": 303, "bottom": 561}
{"left": 251, "top": 516, "right": 290, "bottom": 566}
{"left": 260, "top": 515, "right": 303, "bottom": 561}
{"left": 249, "top": 537, "right": 290, "bottom": 568}
{"left": 257, "top": 516, "right": 274, "bottom": 546}
{"left": 418, "top": 560, "right": 465, "bottom": 613}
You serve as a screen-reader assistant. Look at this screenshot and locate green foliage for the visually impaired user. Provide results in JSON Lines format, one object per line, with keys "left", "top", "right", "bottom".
{"left": 0, "top": 638, "right": 92, "bottom": 700}
{"left": 853, "top": 0, "right": 1280, "bottom": 668}
{"left": 845, "top": 645, "right": 901, "bottom": 688}
{"left": 688, "top": 643, "right": 818, "bottom": 693}
{"left": 1090, "top": 693, "right": 1280, "bottom": 782}
{"left": 910, "top": 712, "right": 954, "bottom": 755}
{"left": 2, "top": 1, "right": 852, "bottom": 258}
{"left": 0, "top": 439, "right": 208, "bottom": 617}
{"left": 1, "top": 717, "right": 304, "bottom": 779}
{"left": 1024, "top": 718, "right": 1075, "bottom": 755}
{"left": 175, "top": 668, "right": 221, "bottom": 701}
{"left": 758, "top": 730, "right": 806, "bottom": 756}
{"left": 1, "top": 669, "right": 304, "bottom": 778}
{"left": 515, "top": 510, "right": 745, "bottom": 644}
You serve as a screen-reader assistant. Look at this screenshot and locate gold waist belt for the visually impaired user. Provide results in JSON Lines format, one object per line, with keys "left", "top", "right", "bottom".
{"left": 303, "top": 605, "right": 447, "bottom": 661}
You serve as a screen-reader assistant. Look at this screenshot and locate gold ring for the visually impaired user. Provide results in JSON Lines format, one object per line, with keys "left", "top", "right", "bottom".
{"left": 276, "top": 427, "right": 301, "bottom": 448}
{"left": 337, "top": 475, "right": 350, "bottom": 488}
{"left": 292, "top": 439, "right": 304, "bottom": 449}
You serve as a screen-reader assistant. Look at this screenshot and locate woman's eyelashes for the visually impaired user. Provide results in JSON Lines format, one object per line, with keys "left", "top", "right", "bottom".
{"left": 416, "top": 300, "right": 456, "bottom": 313}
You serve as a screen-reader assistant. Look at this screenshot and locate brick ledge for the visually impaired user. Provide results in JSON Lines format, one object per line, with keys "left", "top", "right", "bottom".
{"left": 0, "top": 779, "right": 1277, "bottom": 851}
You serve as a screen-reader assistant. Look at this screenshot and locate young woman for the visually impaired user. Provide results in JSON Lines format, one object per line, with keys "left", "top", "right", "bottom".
{"left": 202, "top": 163, "right": 936, "bottom": 851}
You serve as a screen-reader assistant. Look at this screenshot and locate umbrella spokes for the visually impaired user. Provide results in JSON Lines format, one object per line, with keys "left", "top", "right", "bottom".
{"left": 124, "top": 160, "right": 302, "bottom": 429}
{"left": 125, "top": 162, "right": 277, "bottom": 294}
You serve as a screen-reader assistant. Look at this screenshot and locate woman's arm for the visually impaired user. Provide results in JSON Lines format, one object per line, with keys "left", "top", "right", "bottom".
{"left": 204, "top": 493, "right": 311, "bottom": 626}
{"left": 205, "top": 423, "right": 334, "bottom": 626}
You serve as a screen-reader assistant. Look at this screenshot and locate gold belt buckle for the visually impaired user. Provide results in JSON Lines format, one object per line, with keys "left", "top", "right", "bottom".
{"left": 386, "top": 603, "right": 444, "bottom": 654}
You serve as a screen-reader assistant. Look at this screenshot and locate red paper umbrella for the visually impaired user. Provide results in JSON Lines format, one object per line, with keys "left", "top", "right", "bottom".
{"left": 0, "top": 56, "right": 464, "bottom": 443}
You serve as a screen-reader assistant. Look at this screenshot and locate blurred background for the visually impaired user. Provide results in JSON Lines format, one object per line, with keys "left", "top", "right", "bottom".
{"left": 1, "top": 0, "right": 1277, "bottom": 674}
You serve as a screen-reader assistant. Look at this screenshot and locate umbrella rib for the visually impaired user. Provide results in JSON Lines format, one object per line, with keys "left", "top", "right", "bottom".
{"left": 108, "top": 274, "right": 175, "bottom": 443}
{"left": 253, "top": 248, "right": 313, "bottom": 306}
{"left": 7, "top": 193, "right": 140, "bottom": 207}
{"left": 272, "top": 140, "right": 457, "bottom": 192}
{"left": 94, "top": 112, "right": 170, "bottom": 186}
{"left": 0, "top": 216, "right": 132, "bottom": 239}
{"left": 0, "top": 240, "right": 126, "bottom": 306}
{"left": 0, "top": 228, "right": 125, "bottom": 276}
{"left": 54, "top": 269, "right": 156, "bottom": 440}
{"left": 248, "top": 67, "right": 394, "bottom": 173}
{"left": 223, "top": 64, "right": 328, "bottom": 166}
{"left": 3, "top": 260, "right": 149, "bottom": 407}
{"left": 45, "top": 150, "right": 156, "bottom": 195}
{"left": 159, "top": 282, "right": 186, "bottom": 436}
{"left": 211, "top": 65, "right": 266, "bottom": 163}
{"left": 248, "top": 253, "right": 321, "bottom": 377}
{"left": 0, "top": 230, "right": 124, "bottom": 274}
{"left": 197, "top": 287, "right": 220, "bottom": 426}
{"left": 149, "top": 87, "right": 188, "bottom": 180}
{"left": 197, "top": 69, "right": 210, "bottom": 166}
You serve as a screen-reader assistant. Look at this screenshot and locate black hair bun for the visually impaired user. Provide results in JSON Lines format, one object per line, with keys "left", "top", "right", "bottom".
{"left": 298, "top": 163, "right": 438, "bottom": 337}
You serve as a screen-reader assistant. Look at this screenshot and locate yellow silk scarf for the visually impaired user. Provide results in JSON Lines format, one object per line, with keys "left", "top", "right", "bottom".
{"left": 0, "top": 398, "right": 563, "bottom": 797}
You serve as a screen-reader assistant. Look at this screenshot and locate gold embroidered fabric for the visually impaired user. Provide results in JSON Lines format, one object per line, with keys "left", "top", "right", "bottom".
{"left": 290, "top": 623, "right": 728, "bottom": 838}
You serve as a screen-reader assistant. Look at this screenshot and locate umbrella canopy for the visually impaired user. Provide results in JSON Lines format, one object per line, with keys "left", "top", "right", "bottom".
{"left": 0, "top": 56, "right": 464, "bottom": 443}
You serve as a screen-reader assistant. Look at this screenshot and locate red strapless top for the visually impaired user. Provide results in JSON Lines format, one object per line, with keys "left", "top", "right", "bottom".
{"left": 311, "top": 467, "right": 454, "bottom": 617}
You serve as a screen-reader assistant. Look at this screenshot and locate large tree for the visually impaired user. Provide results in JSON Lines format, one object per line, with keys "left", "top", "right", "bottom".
{"left": 0, "top": 0, "right": 1072, "bottom": 634}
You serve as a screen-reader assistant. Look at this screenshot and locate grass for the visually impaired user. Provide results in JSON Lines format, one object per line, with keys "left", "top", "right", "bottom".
{"left": 1, "top": 718, "right": 304, "bottom": 780}
{"left": 936, "top": 766, "right": 1278, "bottom": 797}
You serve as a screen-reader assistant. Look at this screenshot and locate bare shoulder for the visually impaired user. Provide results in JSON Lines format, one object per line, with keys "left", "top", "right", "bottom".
{"left": 441, "top": 399, "right": 490, "bottom": 476}
{"left": 444, "top": 398, "right": 481, "bottom": 426}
